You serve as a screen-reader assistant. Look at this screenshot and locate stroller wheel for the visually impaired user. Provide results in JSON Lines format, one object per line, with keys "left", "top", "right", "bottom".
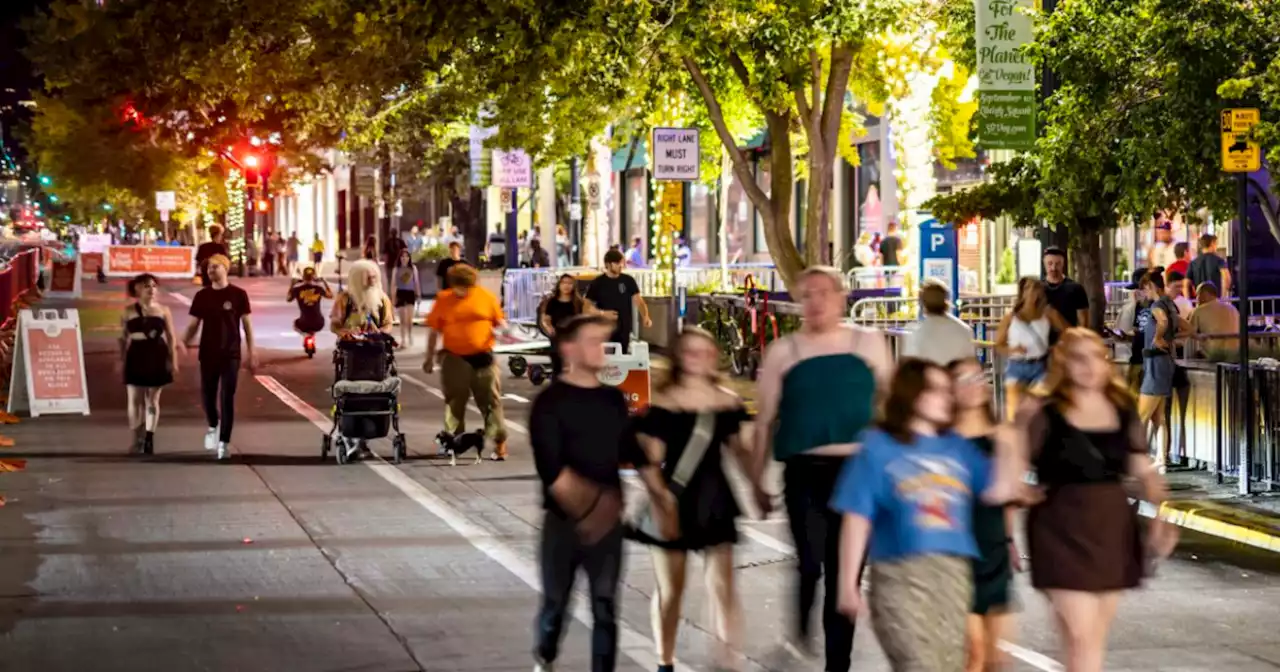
{"left": 321, "top": 434, "right": 331, "bottom": 460}
{"left": 528, "top": 365, "right": 547, "bottom": 386}
{"left": 392, "top": 435, "right": 407, "bottom": 465}
{"left": 509, "top": 356, "right": 528, "bottom": 377}
{"left": 335, "top": 437, "right": 350, "bottom": 465}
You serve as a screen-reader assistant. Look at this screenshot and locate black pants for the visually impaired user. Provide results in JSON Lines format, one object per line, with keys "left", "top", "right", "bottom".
{"left": 200, "top": 358, "right": 240, "bottom": 442}
{"left": 535, "top": 511, "right": 623, "bottom": 672}
{"left": 784, "top": 455, "right": 860, "bottom": 672}
{"left": 262, "top": 254, "right": 275, "bottom": 277}
{"left": 610, "top": 328, "right": 631, "bottom": 355}
{"left": 549, "top": 337, "right": 563, "bottom": 377}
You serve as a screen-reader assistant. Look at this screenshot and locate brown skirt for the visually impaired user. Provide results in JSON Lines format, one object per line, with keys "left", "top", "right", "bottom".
{"left": 1027, "top": 482, "right": 1144, "bottom": 592}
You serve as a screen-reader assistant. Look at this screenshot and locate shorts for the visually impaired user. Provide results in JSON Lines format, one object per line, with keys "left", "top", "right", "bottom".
{"left": 1140, "top": 353, "right": 1175, "bottom": 397}
{"left": 294, "top": 314, "right": 325, "bottom": 334}
{"left": 394, "top": 289, "right": 418, "bottom": 308}
{"left": 313, "top": 252, "right": 323, "bottom": 263}
{"left": 1005, "top": 358, "right": 1046, "bottom": 384}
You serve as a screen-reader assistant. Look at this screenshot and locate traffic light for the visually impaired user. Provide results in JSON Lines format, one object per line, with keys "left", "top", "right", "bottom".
{"left": 256, "top": 199, "right": 269, "bottom": 212}
{"left": 38, "top": 175, "right": 51, "bottom": 186}
{"left": 244, "top": 154, "right": 260, "bottom": 169}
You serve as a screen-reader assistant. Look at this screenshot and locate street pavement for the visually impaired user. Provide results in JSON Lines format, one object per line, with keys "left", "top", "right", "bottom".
{"left": 2, "top": 276, "right": 1280, "bottom": 671}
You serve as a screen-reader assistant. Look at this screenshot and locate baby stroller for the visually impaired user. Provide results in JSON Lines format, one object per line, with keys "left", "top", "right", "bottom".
{"left": 321, "top": 333, "right": 408, "bottom": 464}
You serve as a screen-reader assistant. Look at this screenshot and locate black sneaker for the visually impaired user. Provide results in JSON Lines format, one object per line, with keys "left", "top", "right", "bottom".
{"left": 143, "top": 431, "right": 154, "bottom": 456}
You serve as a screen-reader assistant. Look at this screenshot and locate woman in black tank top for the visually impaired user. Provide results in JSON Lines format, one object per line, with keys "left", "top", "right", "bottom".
{"left": 121, "top": 274, "right": 182, "bottom": 455}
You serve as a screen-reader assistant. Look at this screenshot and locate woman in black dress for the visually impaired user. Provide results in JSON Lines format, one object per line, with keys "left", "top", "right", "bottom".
{"left": 1017, "top": 328, "right": 1178, "bottom": 672}
{"left": 631, "top": 327, "right": 768, "bottom": 672}
{"left": 538, "top": 274, "right": 584, "bottom": 377}
{"left": 949, "top": 357, "right": 1022, "bottom": 671}
{"left": 120, "top": 274, "right": 181, "bottom": 455}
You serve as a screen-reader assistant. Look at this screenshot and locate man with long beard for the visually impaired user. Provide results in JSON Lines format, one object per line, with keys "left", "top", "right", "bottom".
{"left": 330, "top": 259, "right": 395, "bottom": 337}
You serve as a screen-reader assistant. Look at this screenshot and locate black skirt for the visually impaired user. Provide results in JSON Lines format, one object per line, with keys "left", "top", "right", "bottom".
{"left": 394, "top": 289, "right": 417, "bottom": 308}
{"left": 124, "top": 340, "right": 173, "bottom": 388}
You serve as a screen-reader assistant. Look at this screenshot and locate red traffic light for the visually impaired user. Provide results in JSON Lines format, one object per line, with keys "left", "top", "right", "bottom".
{"left": 244, "top": 154, "right": 261, "bottom": 169}
{"left": 255, "top": 199, "right": 269, "bottom": 212}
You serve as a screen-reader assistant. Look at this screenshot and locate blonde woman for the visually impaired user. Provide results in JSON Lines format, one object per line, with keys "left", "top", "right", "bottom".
{"left": 1018, "top": 329, "right": 1178, "bottom": 672}
{"left": 995, "top": 277, "right": 1067, "bottom": 419}
{"left": 632, "top": 328, "right": 765, "bottom": 672}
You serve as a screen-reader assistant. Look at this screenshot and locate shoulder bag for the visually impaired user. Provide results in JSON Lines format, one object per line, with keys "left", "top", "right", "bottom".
{"left": 629, "top": 411, "right": 716, "bottom": 544}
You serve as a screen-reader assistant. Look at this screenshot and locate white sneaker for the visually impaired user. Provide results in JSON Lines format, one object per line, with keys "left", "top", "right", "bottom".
{"left": 216, "top": 442, "right": 231, "bottom": 461}
{"left": 204, "top": 427, "right": 218, "bottom": 451}
{"left": 533, "top": 659, "right": 554, "bottom": 672}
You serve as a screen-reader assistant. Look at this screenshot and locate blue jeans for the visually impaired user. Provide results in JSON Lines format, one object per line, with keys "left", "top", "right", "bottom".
{"left": 1005, "top": 358, "right": 1046, "bottom": 384}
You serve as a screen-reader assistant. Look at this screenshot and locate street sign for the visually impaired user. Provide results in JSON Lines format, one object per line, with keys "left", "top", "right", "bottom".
{"left": 8, "top": 309, "right": 90, "bottom": 417}
{"left": 499, "top": 189, "right": 515, "bottom": 213}
{"left": 569, "top": 203, "right": 582, "bottom": 221}
{"left": 154, "top": 191, "right": 176, "bottom": 211}
{"left": 918, "top": 217, "right": 959, "bottom": 311}
{"left": 586, "top": 180, "right": 601, "bottom": 208}
{"left": 355, "top": 166, "right": 377, "bottom": 197}
{"left": 1221, "top": 108, "right": 1262, "bottom": 173}
{"left": 651, "top": 127, "right": 700, "bottom": 181}
{"left": 492, "top": 149, "right": 533, "bottom": 188}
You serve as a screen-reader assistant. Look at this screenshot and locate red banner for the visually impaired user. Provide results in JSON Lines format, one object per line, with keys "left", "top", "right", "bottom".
{"left": 105, "top": 245, "right": 195, "bottom": 278}
{"left": 49, "top": 260, "right": 77, "bottom": 293}
{"left": 80, "top": 253, "right": 103, "bottom": 276}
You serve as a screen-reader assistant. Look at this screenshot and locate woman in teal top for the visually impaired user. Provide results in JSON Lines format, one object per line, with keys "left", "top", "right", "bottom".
{"left": 831, "top": 359, "right": 1024, "bottom": 672}
{"left": 752, "top": 267, "right": 891, "bottom": 672}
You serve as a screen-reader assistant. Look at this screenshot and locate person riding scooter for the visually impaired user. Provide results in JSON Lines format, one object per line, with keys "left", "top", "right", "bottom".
{"left": 287, "top": 267, "right": 334, "bottom": 356}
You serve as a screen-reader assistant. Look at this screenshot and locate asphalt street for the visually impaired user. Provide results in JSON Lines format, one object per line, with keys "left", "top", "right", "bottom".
{"left": 1, "top": 276, "right": 1278, "bottom": 671}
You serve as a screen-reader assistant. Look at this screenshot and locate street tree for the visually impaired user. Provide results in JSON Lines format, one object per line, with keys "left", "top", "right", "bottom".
{"left": 927, "top": 0, "right": 1271, "bottom": 326}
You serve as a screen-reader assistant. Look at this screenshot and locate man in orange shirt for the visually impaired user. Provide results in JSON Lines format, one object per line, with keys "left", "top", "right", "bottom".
{"left": 425, "top": 263, "right": 510, "bottom": 460}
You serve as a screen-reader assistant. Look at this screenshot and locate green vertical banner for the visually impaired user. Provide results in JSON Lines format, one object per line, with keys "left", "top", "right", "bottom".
{"left": 976, "top": 0, "right": 1036, "bottom": 150}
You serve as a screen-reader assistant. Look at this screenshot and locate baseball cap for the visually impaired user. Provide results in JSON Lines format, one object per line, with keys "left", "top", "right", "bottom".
{"left": 1126, "top": 268, "right": 1148, "bottom": 290}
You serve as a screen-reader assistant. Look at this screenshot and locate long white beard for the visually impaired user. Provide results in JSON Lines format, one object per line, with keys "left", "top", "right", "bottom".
{"left": 354, "top": 286, "right": 385, "bottom": 315}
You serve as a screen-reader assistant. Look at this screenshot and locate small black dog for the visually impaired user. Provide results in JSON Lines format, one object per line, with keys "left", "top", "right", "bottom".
{"left": 434, "top": 430, "right": 486, "bottom": 466}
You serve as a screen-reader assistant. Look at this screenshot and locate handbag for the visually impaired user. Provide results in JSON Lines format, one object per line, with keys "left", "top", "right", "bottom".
{"left": 630, "top": 411, "right": 716, "bottom": 543}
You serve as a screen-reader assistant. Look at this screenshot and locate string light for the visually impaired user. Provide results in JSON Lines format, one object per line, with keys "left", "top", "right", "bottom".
{"left": 649, "top": 90, "right": 688, "bottom": 296}
{"left": 225, "top": 169, "right": 246, "bottom": 262}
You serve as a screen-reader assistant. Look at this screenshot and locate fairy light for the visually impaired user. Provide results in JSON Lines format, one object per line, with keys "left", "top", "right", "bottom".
{"left": 649, "top": 90, "right": 688, "bottom": 295}
{"left": 225, "top": 169, "right": 246, "bottom": 261}
{"left": 199, "top": 191, "right": 215, "bottom": 232}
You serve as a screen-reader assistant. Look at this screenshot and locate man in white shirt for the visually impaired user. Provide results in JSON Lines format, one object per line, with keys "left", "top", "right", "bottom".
{"left": 902, "top": 280, "right": 974, "bottom": 366}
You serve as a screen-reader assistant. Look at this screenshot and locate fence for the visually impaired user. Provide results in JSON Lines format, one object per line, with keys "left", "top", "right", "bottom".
{"left": 1215, "top": 363, "right": 1280, "bottom": 492}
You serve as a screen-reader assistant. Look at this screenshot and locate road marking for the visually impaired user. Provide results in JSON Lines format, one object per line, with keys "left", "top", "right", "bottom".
{"left": 166, "top": 291, "right": 191, "bottom": 306}
{"left": 503, "top": 393, "right": 530, "bottom": 403}
{"left": 254, "top": 374, "right": 694, "bottom": 672}
{"left": 401, "top": 373, "right": 529, "bottom": 435}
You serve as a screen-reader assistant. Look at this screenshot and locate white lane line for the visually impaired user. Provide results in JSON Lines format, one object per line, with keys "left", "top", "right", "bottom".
{"left": 254, "top": 374, "right": 693, "bottom": 672}
{"left": 503, "top": 393, "right": 530, "bottom": 403}
{"left": 166, "top": 291, "right": 192, "bottom": 306}
{"left": 401, "top": 372, "right": 529, "bottom": 435}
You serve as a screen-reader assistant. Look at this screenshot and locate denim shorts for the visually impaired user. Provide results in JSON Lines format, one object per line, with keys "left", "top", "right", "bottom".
{"left": 1005, "top": 358, "right": 1046, "bottom": 384}
{"left": 1141, "top": 353, "right": 1175, "bottom": 397}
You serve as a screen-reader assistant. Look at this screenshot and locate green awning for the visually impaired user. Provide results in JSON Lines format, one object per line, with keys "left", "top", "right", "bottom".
{"left": 611, "top": 141, "right": 648, "bottom": 172}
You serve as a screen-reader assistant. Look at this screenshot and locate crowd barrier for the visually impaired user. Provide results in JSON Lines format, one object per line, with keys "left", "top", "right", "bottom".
{"left": 0, "top": 249, "right": 40, "bottom": 323}
{"left": 1214, "top": 361, "right": 1280, "bottom": 492}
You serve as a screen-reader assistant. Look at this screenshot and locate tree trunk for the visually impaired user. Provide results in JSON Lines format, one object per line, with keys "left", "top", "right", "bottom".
{"left": 763, "top": 115, "right": 805, "bottom": 292}
{"left": 1073, "top": 219, "right": 1107, "bottom": 331}
{"left": 451, "top": 187, "right": 485, "bottom": 266}
{"left": 801, "top": 46, "right": 854, "bottom": 268}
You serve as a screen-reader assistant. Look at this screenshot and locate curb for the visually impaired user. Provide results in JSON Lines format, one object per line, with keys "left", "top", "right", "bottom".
{"left": 1136, "top": 499, "right": 1280, "bottom": 553}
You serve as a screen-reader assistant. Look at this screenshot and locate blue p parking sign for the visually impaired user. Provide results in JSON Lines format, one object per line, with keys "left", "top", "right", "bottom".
{"left": 918, "top": 217, "right": 959, "bottom": 309}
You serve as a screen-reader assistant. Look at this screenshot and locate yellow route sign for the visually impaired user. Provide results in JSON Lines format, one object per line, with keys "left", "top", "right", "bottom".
{"left": 1221, "top": 108, "right": 1261, "bottom": 173}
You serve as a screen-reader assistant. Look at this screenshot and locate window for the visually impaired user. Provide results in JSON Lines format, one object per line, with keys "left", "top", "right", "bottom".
{"left": 688, "top": 183, "right": 712, "bottom": 264}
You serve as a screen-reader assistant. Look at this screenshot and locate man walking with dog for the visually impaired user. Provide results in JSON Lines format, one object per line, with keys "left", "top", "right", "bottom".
{"left": 529, "top": 314, "right": 666, "bottom": 672}
{"left": 424, "top": 263, "right": 510, "bottom": 460}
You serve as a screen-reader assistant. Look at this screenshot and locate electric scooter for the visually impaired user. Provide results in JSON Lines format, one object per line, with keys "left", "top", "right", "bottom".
{"left": 303, "top": 332, "right": 318, "bottom": 358}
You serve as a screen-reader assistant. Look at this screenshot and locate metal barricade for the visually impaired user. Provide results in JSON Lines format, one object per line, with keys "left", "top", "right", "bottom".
{"left": 1215, "top": 362, "right": 1280, "bottom": 492}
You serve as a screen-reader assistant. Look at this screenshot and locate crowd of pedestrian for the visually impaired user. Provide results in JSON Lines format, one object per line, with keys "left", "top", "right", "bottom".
{"left": 114, "top": 225, "right": 1191, "bottom": 672}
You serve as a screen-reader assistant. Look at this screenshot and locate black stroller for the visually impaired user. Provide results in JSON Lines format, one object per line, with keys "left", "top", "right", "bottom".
{"left": 320, "top": 334, "right": 408, "bottom": 464}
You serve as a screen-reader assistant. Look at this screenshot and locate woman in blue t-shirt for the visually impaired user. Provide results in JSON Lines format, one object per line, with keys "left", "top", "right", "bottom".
{"left": 831, "top": 358, "right": 1026, "bottom": 672}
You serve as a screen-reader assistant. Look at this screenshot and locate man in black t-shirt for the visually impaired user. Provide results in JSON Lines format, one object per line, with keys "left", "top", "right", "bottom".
{"left": 1188, "top": 233, "right": 1231, "bottom": 298}
{"left": 287, "top": 267, "right": 333, "bottom": 334}
{"left": 182, "top": 254, "right": 257, "bottom": 462}
{"left": 529, "top": 315, "right": 663, "bottom": 672}
{"left": 1042, "top": 246, "right": 1090, "bottom": 335}
{"left": 879, "top": 221, "right": 904, "bottom": 267}
{"left": 584, "top": 249, "right": 651, "bottom": 354}
{"left": 195, "top": 225, "right": 229, "bottom": 287}
{"left": 435, "top": 241, "right": 465, "bottom": 294}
